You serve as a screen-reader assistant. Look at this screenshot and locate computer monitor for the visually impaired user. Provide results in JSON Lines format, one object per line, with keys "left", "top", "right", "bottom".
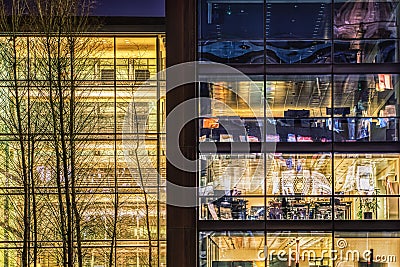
{"left": 284, "top": 109, "right": 310, "bottom": 118}
{"left": 326, "top": 107, "right": 350, "bottom": 116}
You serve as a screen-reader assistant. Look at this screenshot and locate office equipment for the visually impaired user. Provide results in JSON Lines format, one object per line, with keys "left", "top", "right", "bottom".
{"left": 284, "top": 109, "right": 310, "bottom": 118}
{"left": 326, "top": 107, "right": 351, "bottom": 116}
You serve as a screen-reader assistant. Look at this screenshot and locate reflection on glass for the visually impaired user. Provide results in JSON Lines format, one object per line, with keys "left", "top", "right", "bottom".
{"left": 199, "top": 40, "right": 264, "bottom": 64}
{"left": 334, "top": 40, "right": 398, "bottom": 63}
{"left": 333, "top": 117, "right": 398, "bottom": 142}
{"left": 199, "top": 2, "right": 263, "bottom": 41}
{"left": 199, "top": 77, "right": 264, "bottom": 117}
{"left": 334, "top": 1, "right": 399, "bottom": 39}
{"left": 199, "top": 153, "right": 335, "bottom": 220}
{"left": 198, "top": 0, "right": 263, "bottom": 64}
{"left": 199, "top": 0, "right": 400, "bottom": 64}
{"left": 198, "top": 153, "right": 400, "bottom": 220}
{"left": 334, "top": 74, "right": 398, "bottom": 117}
{"left": 199, "top": 154, "right": 264, "bottom": 220}
{"left": 334, "top": 154, "right": 400, "bottom": 220}
{"left": 200, "top": 117, "right": 365, "bottom": 143}
{"left": 335, "top": 154, "right": 381, "bottom": 195}
{"left": 266, "top": 2, "right": 332, "bottom": 40}
{"left": 198, "top": 76, "right": 266, "bottom": 142}
{"left": 267, "top": 41, "right": 332, "bottom": 64}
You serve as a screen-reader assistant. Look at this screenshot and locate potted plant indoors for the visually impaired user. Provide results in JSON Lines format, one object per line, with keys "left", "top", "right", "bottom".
{"left": 357, "top": 189, "right": 380, "bottom": 220}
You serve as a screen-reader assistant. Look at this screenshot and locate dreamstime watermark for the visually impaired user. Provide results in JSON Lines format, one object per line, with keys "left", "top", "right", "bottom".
{"left": 122, "top": 61, "right": 276, "bottom": 207}
{"left": 257, "top": 238, "right": 397, "bottom": 263}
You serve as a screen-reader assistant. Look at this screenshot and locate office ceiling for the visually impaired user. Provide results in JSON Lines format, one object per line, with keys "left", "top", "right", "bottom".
{"left": 204, "top": 154, "right": 399, "bottom": 195}
{"left": 209, "top": 75, "right": 397, "bottom": 117}
{"left": 209, "top": 232, "right": 332, "bottom": 252}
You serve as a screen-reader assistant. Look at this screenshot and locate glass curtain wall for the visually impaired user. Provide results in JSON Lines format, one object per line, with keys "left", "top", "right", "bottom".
{"left": 200, "top": 231, "right": 400, "bottom": 267}
{"left": 0, "top": 35, "right": 166, "bottom": 267}
{"left": 198, "top": 0, "right": 400, "bottom": 266}
{"left": 199, "top": 153, "right": 400, "bottom": 221}
{"left": 199, "top": 0, "right": 399, "bottom": 64}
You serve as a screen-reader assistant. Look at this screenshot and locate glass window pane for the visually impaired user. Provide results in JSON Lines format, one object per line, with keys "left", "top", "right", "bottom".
{"left": 198, "top": 1, "right": 263, "bottom": 63}
{"left": 200, "top": 231, "right": 265, "bottom": 266}
{"left": 333, "top": 74, "right": 398, "bottom": 117}
{"left": 116, "top": 37, "right": 157, "bottom": 80}
{"left": 334, "top": 153, "right": 400, "bottom": 220}
{"left": 334, "top": 232, "right": 400, "bottom": 264}
{"left": 266, "top": 1, "right": 332, "bottom": 40}
{"left": 199, "top": 75, "right": 266, "bottom": 142}
{"left": 267, "top": 40, "right": 332, "bottom": 64}
{"left": 268, "top": 153, "right": 332, "bottom": 195}
{"left": 334, "top": 40, "right": 398, "bottom": 63}
{"left": 267, "top": 75, "right": 331, "bottom": 118}
{"left": 267, "top": 231, "right": 332, "bottom": 266}
{"left": 334, "top": 1, "right": 400, "bottom": 39}
{"left": 199, "top": 153, "right": 264, "bottom": 220}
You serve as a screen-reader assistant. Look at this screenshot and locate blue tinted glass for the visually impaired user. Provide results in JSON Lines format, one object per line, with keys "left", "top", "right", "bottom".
{"left": 267, "top": 40, "right": 332, "bottom": 63}
{"left": 334, "top": 40, "right": 397, "bottom": 63}
{"left": 199, "top": 1, "right": 264, "bottom": 63}
{"left": 199, "top": 2, "right": 263, "bottom": 40}
{"left": 266, "top": 2, "right": 332, "bottom": 39}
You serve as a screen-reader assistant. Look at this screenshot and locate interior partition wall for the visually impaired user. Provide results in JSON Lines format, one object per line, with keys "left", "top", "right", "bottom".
{"left": 195, "top": 0, "right": 400, "bottom": 267}
{"left": 0, "top": 34, "right": 166, "bottom": 267}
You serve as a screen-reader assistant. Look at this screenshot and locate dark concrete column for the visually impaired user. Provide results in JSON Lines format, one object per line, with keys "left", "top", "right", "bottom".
{"left": 166, "top": 0, "right": 197, "bottom": 266}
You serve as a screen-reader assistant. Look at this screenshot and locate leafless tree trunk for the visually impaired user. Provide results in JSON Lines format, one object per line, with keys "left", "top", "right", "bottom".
{"left": 0, "top": 0, "right": 100, "bottom": 266}
{"left": 28, "top": 0, "right": 104, "bottom": 265}
{"left": 0, "top": 1, "right": 40, "bottom": 266}
{"left": 131, "top": 98, "right": 153, "bottom": 267}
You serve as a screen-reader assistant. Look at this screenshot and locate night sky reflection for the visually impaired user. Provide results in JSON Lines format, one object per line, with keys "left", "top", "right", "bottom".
{"left": 93, "top": 0, "right": 165, "bottom": 17}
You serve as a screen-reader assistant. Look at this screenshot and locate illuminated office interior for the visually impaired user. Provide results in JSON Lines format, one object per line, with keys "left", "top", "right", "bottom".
{"left": 0, "top": 34, "right": 166, "bottom": 266}
{"left": 186, "top": 0, "right": 400, "bottom": 266}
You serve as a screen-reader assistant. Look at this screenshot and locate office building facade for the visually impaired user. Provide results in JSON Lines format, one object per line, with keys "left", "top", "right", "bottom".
{"left": 0, "top": 16, "right": 166, "bottom": 266}
{"left": 166, "top": 0, "right": 400, "bottom": 266}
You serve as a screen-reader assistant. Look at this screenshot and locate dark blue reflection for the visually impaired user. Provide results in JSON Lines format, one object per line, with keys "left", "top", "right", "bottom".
{"left": 198, "top": 41, "right": 264, "bottom": 63}
{"left": 266, "top": 3, "right": 331, "bottom": 39}
{"left": 199, "top": 0, "right": 333, "bottom": 64}
{"left": 334, "top": 40, "right": 396, "bottom": 63}
{"left": 199, "top": 1, "right": 332, "bottom": 40}
{"left": 267, "top": 41, "right": 331, "bottom": 63}
{"left": 199, "top": 2, "right": 263, "bottom": 40}
{"left": 199, "top": 41, "right": 332, "bottom": 64}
